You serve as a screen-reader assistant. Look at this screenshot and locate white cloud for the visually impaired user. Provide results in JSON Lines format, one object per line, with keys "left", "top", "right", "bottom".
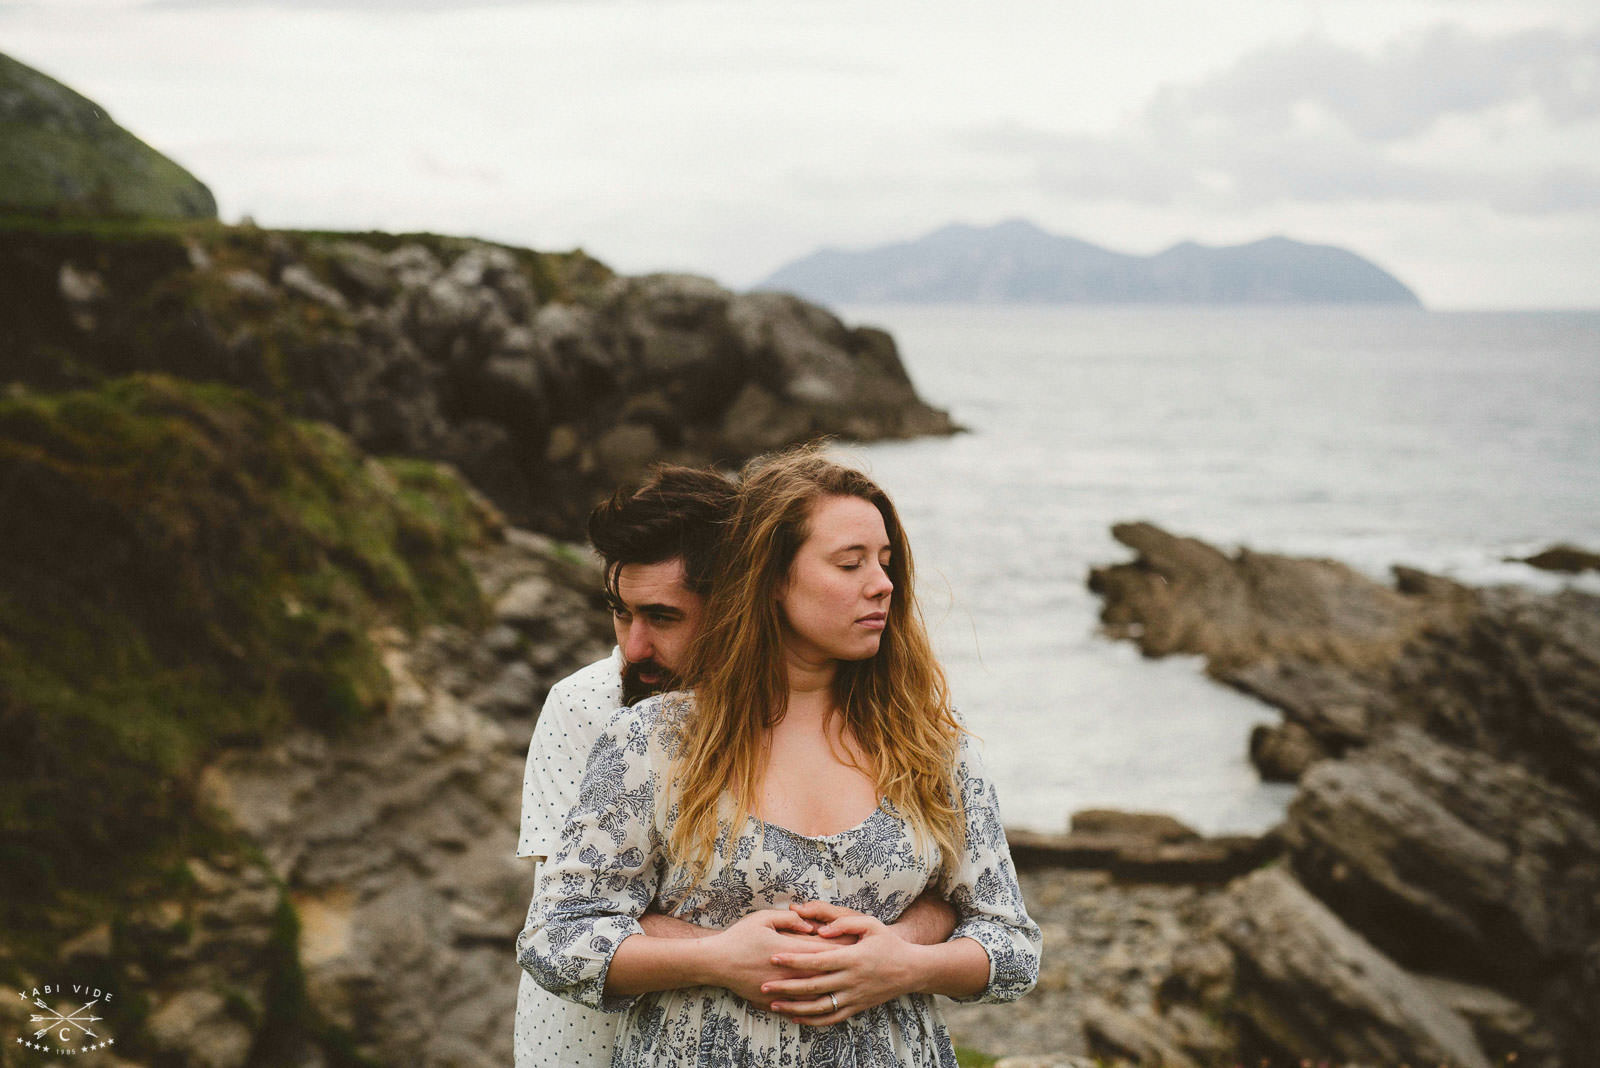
{"left": 963, "top": 22, "right": 1600, "bottom": 222}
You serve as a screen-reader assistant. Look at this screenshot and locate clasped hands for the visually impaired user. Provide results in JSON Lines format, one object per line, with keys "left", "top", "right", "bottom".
{"left": 709, "top": 901, "right": 920, "bottom": 1026}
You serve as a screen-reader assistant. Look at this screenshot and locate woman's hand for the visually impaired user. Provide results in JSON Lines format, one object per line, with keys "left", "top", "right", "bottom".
{"left": 762, "top": 911, "right": 922, "bottom": 1025}
{"left": 702, "top": 909, "right": 833, "bottom": 1010}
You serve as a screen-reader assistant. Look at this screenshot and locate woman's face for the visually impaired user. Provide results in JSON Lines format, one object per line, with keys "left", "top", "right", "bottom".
{"left": 777, "top": 494, "right": 894, "bottom": 665}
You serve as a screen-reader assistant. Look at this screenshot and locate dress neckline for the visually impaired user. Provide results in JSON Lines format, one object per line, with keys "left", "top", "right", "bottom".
{"left": 749, "top": 798, "right": 895, "bottom": 842}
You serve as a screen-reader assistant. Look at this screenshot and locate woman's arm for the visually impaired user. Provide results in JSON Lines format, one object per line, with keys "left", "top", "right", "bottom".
{"left": 762, "top": 733, "right": 1041, "bottom": 1023}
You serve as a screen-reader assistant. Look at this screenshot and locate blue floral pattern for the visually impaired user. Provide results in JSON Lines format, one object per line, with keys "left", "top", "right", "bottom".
{"left": 518, "top": 696, "right": 1041, "bottom": 1067}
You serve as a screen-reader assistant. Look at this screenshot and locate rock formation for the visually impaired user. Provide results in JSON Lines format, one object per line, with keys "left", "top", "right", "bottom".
{"left": 1088, "top": 522, "right": 1600, "bottom": 1067}
{"left": 3, "top": 224, "right": 956, "bottom": 536}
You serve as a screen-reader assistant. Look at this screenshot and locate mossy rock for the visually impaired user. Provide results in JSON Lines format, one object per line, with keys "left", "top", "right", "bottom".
{"left": 0, "top": 51, "right": 217, "bottom": 220}
{"left": 0, "top": 374, "right": 494, "bottom": 937}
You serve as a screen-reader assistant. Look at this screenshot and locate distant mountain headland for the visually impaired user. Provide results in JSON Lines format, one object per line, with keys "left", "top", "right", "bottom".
{"left": 0, "top": 50, "right": 216, "bottom": 219}
{"left": 756, "top": 219, "right": 1422, "bottom": 306}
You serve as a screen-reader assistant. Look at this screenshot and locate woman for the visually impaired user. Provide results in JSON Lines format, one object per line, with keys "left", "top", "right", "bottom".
{"left": 519, "top": 447, "right": 1039, "bottom": 1066}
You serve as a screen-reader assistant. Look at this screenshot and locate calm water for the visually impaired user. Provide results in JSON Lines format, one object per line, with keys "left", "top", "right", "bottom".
{"left": 843, "top": 305, "right": 1600, "bottom": 834}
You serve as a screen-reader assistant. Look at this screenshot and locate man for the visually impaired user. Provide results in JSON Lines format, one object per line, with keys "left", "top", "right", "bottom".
{"left": 514, "top": 465, "right": 956, "bottom": 1068}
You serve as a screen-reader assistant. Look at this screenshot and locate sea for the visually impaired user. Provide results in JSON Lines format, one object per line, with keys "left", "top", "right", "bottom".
{"left": 839, "top": 304, "right": 1600, "bottom": 835}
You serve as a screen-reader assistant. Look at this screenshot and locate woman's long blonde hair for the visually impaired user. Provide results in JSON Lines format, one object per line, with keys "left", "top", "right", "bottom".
{"left": 669, "top": 445, "right": 965, "bottom": 878}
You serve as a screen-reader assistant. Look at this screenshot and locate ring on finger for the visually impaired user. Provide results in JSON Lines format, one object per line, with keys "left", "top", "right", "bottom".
{"left": 828, "top": 992, "right": 838, "bottom": 1013}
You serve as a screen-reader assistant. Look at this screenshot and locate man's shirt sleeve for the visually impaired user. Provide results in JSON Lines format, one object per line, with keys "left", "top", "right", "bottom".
{"left": 517, "top": 649, "right": 625, "bottom": 859}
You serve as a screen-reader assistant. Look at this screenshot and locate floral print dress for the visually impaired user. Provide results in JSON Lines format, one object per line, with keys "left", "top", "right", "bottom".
{"left": 518, "top": 695, "right": 1041, "bottom": 1068}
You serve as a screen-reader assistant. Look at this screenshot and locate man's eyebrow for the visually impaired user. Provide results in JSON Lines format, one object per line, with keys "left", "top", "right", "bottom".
{"left": 630, "top": 602, "right": 687, "bottom": 617}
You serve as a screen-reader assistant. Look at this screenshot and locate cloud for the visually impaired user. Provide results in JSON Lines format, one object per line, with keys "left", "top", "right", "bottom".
{"left": 1173, "top": 24, "right": 1600, "bottom": 140}
{"left": 961, "top": 22, "right": 1600, "bottom": 216}
{"left": 143, "top": 0, "right": 562, "bottom": 8}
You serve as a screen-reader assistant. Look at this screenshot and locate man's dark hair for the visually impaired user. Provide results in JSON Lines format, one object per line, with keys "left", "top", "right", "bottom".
{"left": 587, "top": 465, "right": 736, "bottom": 600}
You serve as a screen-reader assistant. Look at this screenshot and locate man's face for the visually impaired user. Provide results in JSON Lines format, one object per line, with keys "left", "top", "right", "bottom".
{"left": 609, "top": 558, "right": 706, "bottom": 704}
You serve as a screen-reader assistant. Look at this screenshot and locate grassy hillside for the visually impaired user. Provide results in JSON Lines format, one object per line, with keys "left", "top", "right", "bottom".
{"left": 0, "top": 51, "right": 217, "bottom": 220}
{"left": 0, "top": 374, "right": 494, "bottom": 938}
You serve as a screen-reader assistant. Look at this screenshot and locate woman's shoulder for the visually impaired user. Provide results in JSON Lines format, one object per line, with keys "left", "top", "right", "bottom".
{"left": 603, "top": 690, "right": 696, "bottom": 757}
{"left": 950, "top": 713, "right": 990, "bottom": 774}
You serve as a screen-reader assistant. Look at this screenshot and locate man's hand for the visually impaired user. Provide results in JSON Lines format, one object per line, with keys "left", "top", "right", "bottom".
{"left": 762, "top": 912, "right": 922, "bottom": 1026}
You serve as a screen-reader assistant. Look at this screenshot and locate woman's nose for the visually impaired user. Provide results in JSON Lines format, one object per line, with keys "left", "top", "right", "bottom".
{"left": 867, "top": 566, "right": 893, "bottom": 598}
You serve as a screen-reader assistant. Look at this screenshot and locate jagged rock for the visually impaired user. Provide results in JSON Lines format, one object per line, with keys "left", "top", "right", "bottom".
{"left": 193, "top": 532, "right": 613, "bottom": 1065}
{"left": 58, "top": 923, "right": 113, "bottom": 961}
{"left": 1515, "top": 544, "right": 1600, "bottom": 574}
{"left": 222, "top": 268, "right": 277, "bottom": 308}
{"left": 280, "top": 263, "right": 348, "bottom": 312}
{"left": 1283, "top": 725, "right": 1600, "bottom": 993}
{"left": 146, "top": 990, "right": 254, "bottom": 1068}
{"left": 1210, "top": 868, "right": 1492, "bottom": 1068}
{"left": 1069, "top": 810, "right": 1199, "bottom": 842}
{"left": 1005, "top": 823, "right": 1277, "bottom": 883}
{"left": 1088, "top": 521, "right": 1446, "bottom": 673}
{"left": 1090, "top": 524, "right": 1600, "bottom": 1065}
{"left": 1247, "top": 720, "right": 1326, "bottom": 781}
{"left": 3, "top": 226, "right": 957, "bottom": 538}
{"left": 1081, "top": 997, "right": 1201, "bottom": 1068}
{"left": 1418, "top": 975, "right": 1564, "bottom": 1068}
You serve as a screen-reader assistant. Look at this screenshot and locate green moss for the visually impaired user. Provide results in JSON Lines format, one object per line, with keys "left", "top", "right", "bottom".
{"left": 0, "top": 52, "right": 216, "bottom": 220}
{"left": 0, "top": 374, "right": 491, "bottom": 933}
{"left": 954, "top": 1047, "right": 1000, "bottom": 1067}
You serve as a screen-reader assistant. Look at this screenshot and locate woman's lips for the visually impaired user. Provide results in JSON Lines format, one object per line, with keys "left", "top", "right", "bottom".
{"left": 856, "top": 612, "right": 887, "bottom": 630}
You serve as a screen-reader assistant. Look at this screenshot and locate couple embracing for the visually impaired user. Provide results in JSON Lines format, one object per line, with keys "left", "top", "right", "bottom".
{"left": 516, "top": 446, "right": 1040, "bottom": 1067}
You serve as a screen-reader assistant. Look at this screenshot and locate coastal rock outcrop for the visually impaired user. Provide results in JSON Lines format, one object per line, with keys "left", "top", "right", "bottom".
{"left": 1088, "top": 522, "right": 1600, "bottom": 1067}
{"left": 193, "top": 531, "right": 613, "bottom": 1066}
{"left": 0, "top": 374, "right": 615, "bottom": 1064}
{"left": 1006, "top": 810, "right": 1279, "bottom": 884}
{"left": 3, "top": 224, "right": 956, "bottom": 536}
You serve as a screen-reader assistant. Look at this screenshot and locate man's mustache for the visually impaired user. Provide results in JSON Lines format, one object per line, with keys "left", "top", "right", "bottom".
{"left": 621, "top": 659, "right": 677, "bottom": 703}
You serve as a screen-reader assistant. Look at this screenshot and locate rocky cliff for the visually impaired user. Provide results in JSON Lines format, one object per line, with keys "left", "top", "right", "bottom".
{"left": 2, "top": 221, "right": 955, "bottom": 537}
{"left": 1085, "top": 523, "right": 1600, "bottom": 1068}
{"left": 0, "top": 211, "right": 956, "bottom": 1064}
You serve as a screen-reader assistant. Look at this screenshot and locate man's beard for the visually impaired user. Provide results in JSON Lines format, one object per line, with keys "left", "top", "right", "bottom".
{"left": 621, "top": 659, "right": 681, "bottom": 705}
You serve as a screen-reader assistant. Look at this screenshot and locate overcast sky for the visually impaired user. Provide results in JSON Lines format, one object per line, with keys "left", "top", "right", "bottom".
{"left": 4, "top": 0, "right": 1598, "bottom": 307}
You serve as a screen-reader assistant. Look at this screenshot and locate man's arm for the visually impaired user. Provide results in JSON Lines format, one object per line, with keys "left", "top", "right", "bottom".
{"left": 886, "top": 889, "right": 958, "bottom": 946}
{"left": 638, "top": 911, "right": 714, "bottom": 939}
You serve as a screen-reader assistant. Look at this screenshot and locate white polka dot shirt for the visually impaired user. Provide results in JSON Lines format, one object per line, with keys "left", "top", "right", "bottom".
{"left": 515, "top": 650, "right": 627, "bottom": 1067}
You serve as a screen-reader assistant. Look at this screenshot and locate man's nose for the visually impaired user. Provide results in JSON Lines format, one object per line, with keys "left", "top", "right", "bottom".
{"left": 623, "top": 622, "right": 654, "bottom": 662}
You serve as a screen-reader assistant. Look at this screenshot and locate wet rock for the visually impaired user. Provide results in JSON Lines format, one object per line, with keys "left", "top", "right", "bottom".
{"left": 1247, "top": 719, "right": 1326, "bottom": 781}
{"left": 1006, "top": 819, "right": 1278, "bottom": 883}
{"left": 1089, "top": 523, "right": 1600, "bottom": 1066}
{"left": 1515, "top": 544, "right": 1600, "bottom": 574}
